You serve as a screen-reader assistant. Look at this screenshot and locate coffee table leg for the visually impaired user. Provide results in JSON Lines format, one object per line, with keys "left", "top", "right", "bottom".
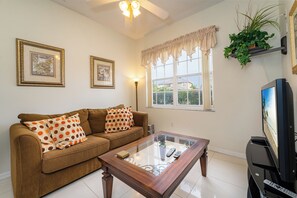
{"left": 200, "top": 148, "right": 208, "bottom": 177}
{"left": 102, "top": 167, "right": 113, "bottom": 198}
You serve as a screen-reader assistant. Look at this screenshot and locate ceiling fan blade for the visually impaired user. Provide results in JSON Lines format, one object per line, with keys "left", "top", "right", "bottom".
{"left": 140, "top": 0, "right": 169, "bottom": 20}
{"left": 86, "top": 0, "right": 119, "bottom": 7}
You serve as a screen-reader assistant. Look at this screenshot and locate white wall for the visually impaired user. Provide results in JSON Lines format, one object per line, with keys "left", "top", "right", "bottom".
{"left": 137, "top": 0, "right": 284, "bottom": 157}
{"left": 281, "top": 0, "right": 297, "bottom": 149}
{"left": 0, "top": 0, "right": 137, "bottom": 175}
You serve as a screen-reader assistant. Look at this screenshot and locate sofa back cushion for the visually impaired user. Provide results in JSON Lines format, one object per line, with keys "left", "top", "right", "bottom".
{"left": 18, "top": 109, "right": 92, "bottom": 135}
{"left": 88, "top": 109, "right": 107, "bottom": 133}
{"left": 88, "top": 104, "right": 124, "bottom": 133}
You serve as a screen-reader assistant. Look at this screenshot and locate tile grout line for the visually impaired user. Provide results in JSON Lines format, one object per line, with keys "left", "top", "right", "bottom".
{"left": 206, "top": 151, "right": 215, "bottom": 165}
{"left": 0, "top": 172, "right": 10, "bottom": 181}
{"left": 174, "top": 178, "right": 197, "bottom": 198}
{"left": 81, "top": 173, "right": 132, "bottom": 198}
{"left": 206, "top": 153, "right": 248, "bottom": 191}
{"left": 206, "top": 174, "right": 248, "bottom": 190}
{"left": 119, "top": 184, "right": 133, "bottom": 197}
{"left": 82, "top": 179, "right": 100, "bottom": 198}
{"left": 174, "top": 193, "right": 183, "bottom": 198}
{"left": 0, "top": 177, "right": 13, "bottom": 195}
{"left": 119, "top": 188, "right": 132, "bottom": 198}
{"left": 211, "top": 153, "right": 248, "bottom": 167}
{"left": 185, "top": 175, "right": 247, "bottom": 198}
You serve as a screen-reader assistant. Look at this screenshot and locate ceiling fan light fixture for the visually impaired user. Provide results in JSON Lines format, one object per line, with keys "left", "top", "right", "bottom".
{"left": 131, "top": 0, "right": 140, "bottom": 10}
{"left": 119, "top": 1, "right": 129, "bottom": 12}
{"left": 123, "top": 10, "right": 130, "bottom": 17}
{"left": 132, "top": 9, "right": 141, "bottom": 17}
{"left": 119, "top": 0, "right": 141, "bottom": 19}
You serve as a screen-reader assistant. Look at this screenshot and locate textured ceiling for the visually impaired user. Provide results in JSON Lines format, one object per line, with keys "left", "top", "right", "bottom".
{"left": 52, "top": 0, "right": 223, "bottom": 39}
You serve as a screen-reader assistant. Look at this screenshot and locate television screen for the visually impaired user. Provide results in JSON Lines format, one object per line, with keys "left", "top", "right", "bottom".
{"left": 262, "top": 87, "right": 278, "bottom": 159}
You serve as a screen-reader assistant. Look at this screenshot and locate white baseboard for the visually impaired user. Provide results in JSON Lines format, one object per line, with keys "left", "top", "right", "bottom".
{"left": 209, "top": 146, "right": 246, "bottom": 159}
{"left": 0, "top": 171, "right": 10, "bottom": 181}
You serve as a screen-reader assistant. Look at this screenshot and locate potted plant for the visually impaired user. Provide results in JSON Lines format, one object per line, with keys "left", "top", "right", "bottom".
{"left": 224, "top": 4, "right": 279, "bottom": 67}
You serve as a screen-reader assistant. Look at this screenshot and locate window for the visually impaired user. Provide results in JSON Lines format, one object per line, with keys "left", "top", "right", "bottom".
{"left": 150, "top": 47, "right": 213, "bottom": 110}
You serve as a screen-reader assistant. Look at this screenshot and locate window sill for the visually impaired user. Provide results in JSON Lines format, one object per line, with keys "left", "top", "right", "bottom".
{"left": 146, "top": 106, "right": 215, "bottom": 112}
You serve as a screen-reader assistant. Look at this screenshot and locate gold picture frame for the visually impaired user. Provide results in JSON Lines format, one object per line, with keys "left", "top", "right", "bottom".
{"left": 90, "top": 56, "right": 115, "bottom": 89}
{"left": 16, "top": 38, "right": 65, "bottom": 86}
{"left": 289, "top": 0, "right": 297, "bottom": 74}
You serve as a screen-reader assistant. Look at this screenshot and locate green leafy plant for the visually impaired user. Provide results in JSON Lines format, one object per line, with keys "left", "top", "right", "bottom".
{"left": 224, "top": 4, "right": 279, "bottom": 67}
{"left": 224, "top": 30, "right": 274, "bottom": 66}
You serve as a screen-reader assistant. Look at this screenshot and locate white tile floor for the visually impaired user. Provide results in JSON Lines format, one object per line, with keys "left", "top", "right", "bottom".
{"left": 0, "top": 151, "right": 248, "bottom": 198}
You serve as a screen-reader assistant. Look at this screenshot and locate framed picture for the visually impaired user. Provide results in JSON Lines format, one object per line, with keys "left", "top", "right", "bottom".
{"left": 90, "top": 56, "right": 115, "bottom": 89}
{"left": 289, "top": 1, "right": 297, "bottom": 74}
{"left": 16, "top": 39, "right": 65, "bottom": 86}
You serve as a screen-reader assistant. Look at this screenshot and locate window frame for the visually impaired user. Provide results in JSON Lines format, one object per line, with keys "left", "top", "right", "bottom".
{"left": 149, "top": 48, "right": 214, "bottom": 111}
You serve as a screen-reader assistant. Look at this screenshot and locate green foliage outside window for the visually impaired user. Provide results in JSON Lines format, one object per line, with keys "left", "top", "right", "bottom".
{"left": 165, "top": 92, "right": 173, "bottom": 105}
{"left": 178, "top": 91, "right": 187, "bottom": 104}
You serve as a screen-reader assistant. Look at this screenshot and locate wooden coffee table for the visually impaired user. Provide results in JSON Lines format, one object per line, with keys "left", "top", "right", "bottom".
{"left": 99, "top": 131, "right": 209, "bottom": 198}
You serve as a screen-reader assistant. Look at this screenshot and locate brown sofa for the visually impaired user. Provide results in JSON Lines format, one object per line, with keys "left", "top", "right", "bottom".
{"left": 10, "top": 106, "right": 148, "bottom": 198}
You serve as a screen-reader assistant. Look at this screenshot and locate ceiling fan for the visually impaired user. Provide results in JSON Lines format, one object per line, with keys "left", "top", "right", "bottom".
{"left": 86, "top": 0, "right": 169, "bottom": 20}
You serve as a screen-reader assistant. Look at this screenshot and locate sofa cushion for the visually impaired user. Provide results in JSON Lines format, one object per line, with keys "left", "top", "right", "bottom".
{"left": 18, "top": 109, "right": 92, "bottom": 135}
{"left": 42, "top": 135, "right": 109, "bottom": 173}
{"left": 88, "top": 109, "right": 107, "bottom": 133}
{"left": 88, "top": 104, "right": 125, "bottom": 133}
{"left": 93, "top": 126, "right": 143, "bottom": 149}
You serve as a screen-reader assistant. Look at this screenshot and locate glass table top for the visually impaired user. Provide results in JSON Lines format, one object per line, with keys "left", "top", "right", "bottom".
{"left": 121, "top": 133, "right": 196, "bottom": 176}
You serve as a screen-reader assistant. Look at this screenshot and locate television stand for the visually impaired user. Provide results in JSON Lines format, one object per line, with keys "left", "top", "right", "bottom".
{"left": 251, "top": 136, "right": 267, "bottom": 146}
{"left": 246, "top": 138, "right": 297, "bottom": 197}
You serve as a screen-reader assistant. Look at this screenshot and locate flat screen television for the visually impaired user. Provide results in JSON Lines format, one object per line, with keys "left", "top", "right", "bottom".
{"left": 261, "top": 78, "right": 296, "bottom": 183}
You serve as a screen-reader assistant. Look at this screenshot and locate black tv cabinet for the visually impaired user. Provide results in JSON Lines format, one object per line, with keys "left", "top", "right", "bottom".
{"left": 246, "top": 137, "right": 297, "bottom": 197}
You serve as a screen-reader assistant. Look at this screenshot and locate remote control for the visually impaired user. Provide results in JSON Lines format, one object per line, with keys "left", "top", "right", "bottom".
{"left": 173, "top": 151, "right": 181, "bottom": 158}
{"left": 263, "top": 179, "right": 297, "bottom": 198}
{"left": 166, "top": 148, "right": 176, "bottom": 157}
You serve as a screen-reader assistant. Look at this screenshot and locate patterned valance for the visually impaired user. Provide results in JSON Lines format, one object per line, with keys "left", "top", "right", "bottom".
{"left": 141, "top": 25, "right": 218, "bottom": 67}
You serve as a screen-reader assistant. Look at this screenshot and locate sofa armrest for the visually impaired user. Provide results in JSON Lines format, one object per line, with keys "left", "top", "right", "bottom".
{"left": 10, "top": 123, "right": 42, "bottom": 198}
{"left": 132, "top": 111, "right": 148, "bottom": 137}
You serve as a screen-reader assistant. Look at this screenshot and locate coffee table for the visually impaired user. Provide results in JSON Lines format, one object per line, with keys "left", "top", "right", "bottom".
{"left": 99, "top": 131, "right": 209, "bottom": 198}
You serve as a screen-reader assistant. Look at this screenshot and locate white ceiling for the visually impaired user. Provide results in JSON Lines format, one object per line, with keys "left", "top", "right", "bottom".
{"left": 52, "top": 0, "right": 223, "bottom": 40}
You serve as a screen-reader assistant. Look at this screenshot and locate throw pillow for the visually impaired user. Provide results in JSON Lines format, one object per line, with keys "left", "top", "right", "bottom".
{"left": 47, "top": 113, "right": 87, "bottom": 149}
{"left": 127, "top": 107, "right": 134, "bottom": 127}
{"left": 24, "top": 118, "right": 63, "bottom": 153}
{"left": 105, "top": 107, "right": 134, "bottom": 133}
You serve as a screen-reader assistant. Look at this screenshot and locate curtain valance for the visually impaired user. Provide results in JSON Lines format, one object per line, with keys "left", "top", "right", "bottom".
{"left": 141, "top": 25, "right": 218, "bottom": 67}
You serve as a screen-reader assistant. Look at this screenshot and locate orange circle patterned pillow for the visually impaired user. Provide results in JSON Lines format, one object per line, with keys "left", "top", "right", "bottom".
{"left": 105, "top": 107, "right": 134, "bottom": 133}
{"left": 24, "top": 117, "right": 65, "bottom": 153}
{"left": 126, "top": 107, "right": 134, "bottom": 127}
{"left": 47, "top": 113, "right": 87, "bottom": 149}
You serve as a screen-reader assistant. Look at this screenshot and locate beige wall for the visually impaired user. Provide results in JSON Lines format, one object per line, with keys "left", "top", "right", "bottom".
{"left": 137, "top": 0, "right": 284, "bottom": 157}
{"left": 0, "top": 0, "right": 137, "bottom": 176}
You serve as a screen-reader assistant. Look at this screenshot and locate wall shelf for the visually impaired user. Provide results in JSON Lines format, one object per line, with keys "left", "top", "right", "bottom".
{"left": 230, "top": 36, "right": 287, "bottom": 58}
